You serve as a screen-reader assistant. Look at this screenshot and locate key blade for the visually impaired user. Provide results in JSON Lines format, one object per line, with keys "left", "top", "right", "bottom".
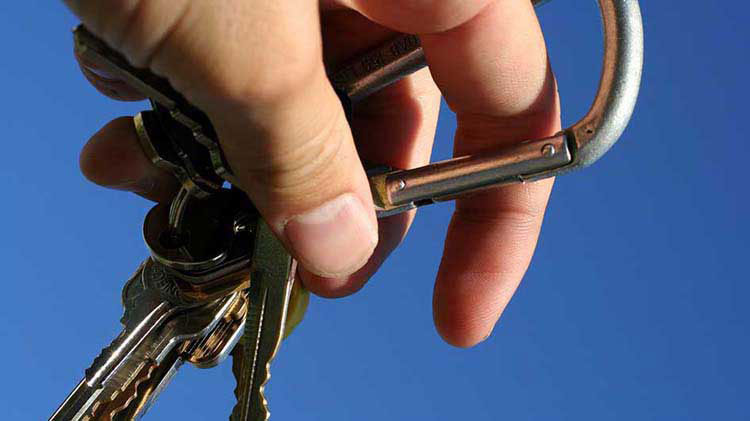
{"left": 230, "top": 220, "right": 296, "bottom": 421}
{"left": 50, "top": 260, "right": 243, "bottom": 421}
{"left": 49, "top": 264, "right": 162, "bottom": 421}
{"left": 49, "top": 379, "right": 101, "bottom": 421}
{"left": 50, "top": 350, "right": 182, "bottom": 421}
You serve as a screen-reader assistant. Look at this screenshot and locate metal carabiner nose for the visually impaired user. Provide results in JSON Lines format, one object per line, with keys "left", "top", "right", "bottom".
{"left": 366, "top": 0, "right": 644, "bottom": 217}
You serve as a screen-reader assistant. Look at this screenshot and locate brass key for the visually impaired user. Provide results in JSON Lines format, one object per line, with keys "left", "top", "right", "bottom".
{"left": 230, "top": 221, "right": 297, "bottom": 421}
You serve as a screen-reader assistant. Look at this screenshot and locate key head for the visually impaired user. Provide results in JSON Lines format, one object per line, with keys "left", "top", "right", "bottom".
{"left": 186, "top": 290, "right": 248, "bottom": 369}
{"left": 51, "top": 263, "right": 173, "bottom": 421}
{"left": 186, "top": 275, "right": 310, "bottom": 370}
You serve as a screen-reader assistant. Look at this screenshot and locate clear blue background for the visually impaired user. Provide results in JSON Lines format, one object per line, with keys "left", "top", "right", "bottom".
{"left": 1, "top": 1, "right": 747, "bottom": 420}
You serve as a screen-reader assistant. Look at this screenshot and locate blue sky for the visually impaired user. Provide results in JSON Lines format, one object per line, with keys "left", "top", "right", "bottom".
{"left": 1, "top": 1, "right": 747, "bottom": 420}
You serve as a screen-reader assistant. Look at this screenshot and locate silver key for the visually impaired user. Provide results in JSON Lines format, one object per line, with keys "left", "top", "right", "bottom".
{"left": 230, "top": 220, "right": 297, "bottom": 421}
{"left": 50, "top": 260, "right": 241, "bottom": 421}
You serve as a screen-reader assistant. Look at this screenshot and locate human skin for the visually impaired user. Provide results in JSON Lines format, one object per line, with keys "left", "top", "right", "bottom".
{"left": 67, "top": 0, "right": 560, "bottom": 348}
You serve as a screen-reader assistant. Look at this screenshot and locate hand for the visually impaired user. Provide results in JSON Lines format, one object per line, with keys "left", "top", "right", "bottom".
{"left": 68, "top": 0, "right": 559, "bottom": 347}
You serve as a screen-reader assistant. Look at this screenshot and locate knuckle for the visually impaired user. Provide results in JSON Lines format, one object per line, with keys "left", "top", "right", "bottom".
{"left": 82, "top": 0, "right": 193, "bottom": 68}
{"left": 80, "top": 1, "right": 324, "bottom": 108}
{"left": 79, "top": 0, "right": 138, "bottom": 36}
{"left": 259, "top": 116, "right": 346, "bottom": 195}
{"left": 118, "top": 0, "right": 193, "bottom": 67}
{"left": 195, "top": 46, "right": 323, "bottom": 107}
{"left": 237, "top": 113, "right": 350, "bottom": 207}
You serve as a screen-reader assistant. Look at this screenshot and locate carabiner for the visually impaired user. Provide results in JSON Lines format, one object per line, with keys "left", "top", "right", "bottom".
{"left": 357, "top": 0, "right": 644, "bottom": 217}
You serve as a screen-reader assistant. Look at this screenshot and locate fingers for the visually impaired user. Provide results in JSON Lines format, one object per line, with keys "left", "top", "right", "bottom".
{"left": 75, "top": 48, "right": 145, "bottom": 101}
{"left": 79, "top": 117, "right": 179, "bottom": 202}
{"left": 344, "top": 0, "right": 559, "bottom": 346}
{"left": 66, "top": 0, "right": 380, "bottom": 278}
{"left": 343, "top": 0, "right": 493, "bottom": 33}
{"left": 434, "top": 179, "right": 555, "bottom": 347}
{"left": 425, "top": 0, "right": 559, "bottom": 347}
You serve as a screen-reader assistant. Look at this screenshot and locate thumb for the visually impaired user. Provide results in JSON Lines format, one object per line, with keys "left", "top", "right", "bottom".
{"left": 209, "top": 80, "right": 379, "bottom": 278}
{"left": 66, "top": 0, "right": 379, "bottom": 277}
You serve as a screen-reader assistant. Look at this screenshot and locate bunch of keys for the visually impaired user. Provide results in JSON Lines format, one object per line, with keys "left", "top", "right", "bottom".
{"left": 50, "top": 0, "right": 643, "bottom": 419}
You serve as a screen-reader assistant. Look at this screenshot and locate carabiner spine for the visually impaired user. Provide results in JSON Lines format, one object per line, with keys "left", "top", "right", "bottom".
{"left": 568, "top": 0, "right": 644, "bottom": 169}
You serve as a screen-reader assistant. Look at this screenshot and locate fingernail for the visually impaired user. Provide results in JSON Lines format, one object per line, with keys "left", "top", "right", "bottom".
{"left": 77, "top": 53, "right": 121, "bottom": 82}
{"left": 106, "top": 178, "right": 156, "bottom": 195}
{"left": 481, "top": 319, "right": 500, "bottom": 343}
{"left": 284, "top": 194, "right": 378, "bottom": 277}
{"left": 85, "top": 64, "right": 120, "bottom": 81}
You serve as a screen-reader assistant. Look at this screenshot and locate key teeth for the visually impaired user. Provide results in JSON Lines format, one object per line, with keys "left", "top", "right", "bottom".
{"left": 89, "top": 359, "right": 158, "bottom": 420}
{"left": 256, "top": 359, "right": 273, "bottom": 420}
{"left": 86, "top": 265, "right": 146, "bottom": 382}
{"left": 229, "top": 338, "right": 248, "bottom": 421}
{"left": 256, "top": 373, "right": 272, "bottom": 421}
{"left": 229, "top": 336, "right": 271, "bottom": 421}
{"left": 85, "top": 332, "right": 126, "bottom": 383}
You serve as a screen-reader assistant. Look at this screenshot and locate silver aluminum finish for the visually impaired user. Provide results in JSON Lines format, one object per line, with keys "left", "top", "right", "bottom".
{"left": 193, "top": 316, "right": 247, "bottom": 369}
{"left": 386, "top": 135, "right": 571, "bottom": 207}
{"left": 566, "top": 0, "right": 644, "bottom": 169}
